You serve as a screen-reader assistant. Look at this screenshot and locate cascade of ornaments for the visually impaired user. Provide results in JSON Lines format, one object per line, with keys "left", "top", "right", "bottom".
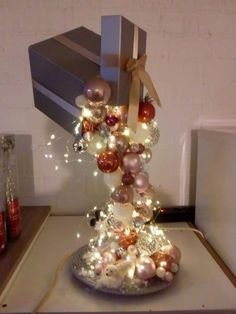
{"left": 74, "top": 77, "right": 181, "bottom": 291}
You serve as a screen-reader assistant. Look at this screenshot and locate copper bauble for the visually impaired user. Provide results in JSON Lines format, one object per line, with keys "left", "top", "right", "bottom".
{"left": 82, "top": 119, "right": 97, "bottom": 133}
{"left": 151, "top": 251, "right": 175, "bottom": 271}
{"left": 119, "top": 229, "right": 137, "bottom": 249}
{"left": 97, "top": 150, "right": 120, "bottom": 173}
{"left": 161, "top": 245, "right": 181, "bottom": 263}
{"left": 138, "top": 101, "right": 155, "bottom": 123}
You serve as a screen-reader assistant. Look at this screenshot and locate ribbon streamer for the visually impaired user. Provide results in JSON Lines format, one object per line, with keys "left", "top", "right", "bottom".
{"left": 126, "top": 54, "right": 161, "bottom": 132}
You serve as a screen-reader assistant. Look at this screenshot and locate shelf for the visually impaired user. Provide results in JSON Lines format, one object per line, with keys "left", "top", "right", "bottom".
{"left": 0, "top": 206, "right": 51, "bottom": 296}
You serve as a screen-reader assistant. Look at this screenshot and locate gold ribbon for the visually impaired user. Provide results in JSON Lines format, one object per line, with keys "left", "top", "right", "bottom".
{"left": 126, "top": 54, "right": 161, "bottom": 132}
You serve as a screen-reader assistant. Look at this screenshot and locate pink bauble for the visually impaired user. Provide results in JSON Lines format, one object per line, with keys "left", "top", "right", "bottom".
{"left": 133, "top": 172, "right": 149, "bottom": 193}
{"left": 135, "top": 256, "right": 156, "bottom": 280}
{"left": 111, "top": 185, "right": 134, "bottom": 203}
{"left": 123, "top": 153, "right": 143, "bottom": 174}
{"left": 94, "top": 261, "right": 103, "bottom": 274}
{"left": 83, "top": 77, "right": 111, "bottom": 105}
{"left": 161, "top": 245, "right": 181, "bottom": 263}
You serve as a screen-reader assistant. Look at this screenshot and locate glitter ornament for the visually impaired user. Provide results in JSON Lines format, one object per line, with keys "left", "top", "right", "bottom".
{"left": 82, "top": 106, "right": 107, "bottom": 124}
{"left": 82, "top": 119, "right": 98, "bottom": 133}
{"left": 73, "top": 137, "right": 88, "bottom": 153}
{"left": 138, "top": 101, "right": 156, "bottom": 123}
{"left": 97, "top": 150, "right": 120, "bottom": 173}
{"left": 145, "top": 121, "right": 160, "bottom": 148}
{"left": 119, "top": 229, "right": 137, "bottom": 249}
{"left": 83, "top": 77, "right": 111, "bottom": 106}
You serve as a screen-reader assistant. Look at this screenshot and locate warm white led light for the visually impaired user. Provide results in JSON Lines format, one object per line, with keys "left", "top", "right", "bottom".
{"left": 93, "top": 171, "right": 98, "bottom": 177}
{"left": 54, "top": 165, "right": 59, "bottom": 170}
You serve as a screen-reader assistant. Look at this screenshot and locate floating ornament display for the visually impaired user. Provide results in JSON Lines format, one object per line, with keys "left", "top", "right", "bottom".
{"left": 67, "top": 72, "right": 181, "bottom": 294}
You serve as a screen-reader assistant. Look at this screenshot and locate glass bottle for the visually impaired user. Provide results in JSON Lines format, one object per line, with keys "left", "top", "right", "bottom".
{"left": 6, "top": 168, "right": 22, "bottom": 240}
{"left": 0, "top": 144, "right": 7, "bottom": 252}
{"left": 1, "top": 136, "right": 22, "bottom": 240}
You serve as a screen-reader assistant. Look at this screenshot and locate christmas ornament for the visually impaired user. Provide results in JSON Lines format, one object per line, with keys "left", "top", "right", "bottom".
{"left": 140, "top": 148, "right": 152, "bottom": 164}
{"left": 135, "top": 203, "right": 153, "bottom": 222}
{"left": 82, "top": 106, "right": 107, "bottom": 124}
{"left": 119, "top": 229, "right": 137, "bottom": 249}
{"left": 111, "top": 185, "right": 134, "bottom": 203}
{"left": 138, "top": 101, "right": 155, "bottom": 123}
{"left": 145, "top": 121, "right": 160, "bottom": 148}
{"left": 73, "top": 137, "right": 88, "bottom": 153}
{"left": 97, "top": 150, "right": 120, "bottom": 173}
{"left": 105, "top": 115, "right": 119, "bottom": 127}
{"left": 133, "top": 172, "right": 149, "bottom": 193}
{"left": 113, "top": 134, "right": 129, "bottom": 154}
{"left": 103, "top": 169, "right": 122, "bottom": 190}
{"left": 83, "top": 77, "right": 111, "bottom": 106}
{"left": 123, "top": 153, "right": 143, "bottom": 174}
{"left": 122, "top": 172, "right": 134, "bottom": 186}
{"left": 161, "top": 245, "right": 181, "bottom": 264}
{"left": 87, "top": 133, "right": 107, "bottom": 156}
{"left": 135, "top": 256, "right": 156, "bottom": 280}
{"left": 82, "top": 119, "right": 98, "bottom": 134}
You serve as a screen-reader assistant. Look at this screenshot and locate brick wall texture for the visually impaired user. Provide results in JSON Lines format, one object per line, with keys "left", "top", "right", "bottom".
{"left": 0, "top": 0, "right": 236, "bottom": 214}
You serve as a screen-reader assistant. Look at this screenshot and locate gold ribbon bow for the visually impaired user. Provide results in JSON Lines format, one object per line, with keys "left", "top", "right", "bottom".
{"left": 126, "top": 54, "right": 161, "bottom": 132}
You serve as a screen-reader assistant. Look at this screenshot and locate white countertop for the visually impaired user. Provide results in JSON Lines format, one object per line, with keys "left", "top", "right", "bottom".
{"left": 0, "top": 216, "right": 235, "bottom": 313}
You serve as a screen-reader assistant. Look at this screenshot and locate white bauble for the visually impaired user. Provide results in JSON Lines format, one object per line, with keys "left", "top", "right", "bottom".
{"left": 112, "top": 202, "right": 134, "bottom": 225}
{"left": 87, "top": 133, "right": 106, "bottom": 156}
{"left": 103, "top": 169, "right": 122, "bottom": 190}
{"left": 130, "top": 122, "right": 149, "bottom": 145}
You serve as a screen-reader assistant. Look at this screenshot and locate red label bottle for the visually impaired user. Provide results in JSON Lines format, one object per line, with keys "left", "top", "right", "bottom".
{"left": 6, "top": 172, "right": 22, "bottom": 240}
{"left": 6, "top": 195, "right": 21, "bottom": 240}
{"left": 0, "top": 209, "right": 7, "bottom": 253}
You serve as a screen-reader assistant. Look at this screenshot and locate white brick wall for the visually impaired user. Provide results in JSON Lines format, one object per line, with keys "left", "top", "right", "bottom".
{"left": 0, "top": 0, "right": 236, "bottom": 214}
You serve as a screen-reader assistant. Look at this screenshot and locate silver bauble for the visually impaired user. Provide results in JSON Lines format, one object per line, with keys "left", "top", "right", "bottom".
{"left": 73, "top": 137, "right": 88, "bottom": 153}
